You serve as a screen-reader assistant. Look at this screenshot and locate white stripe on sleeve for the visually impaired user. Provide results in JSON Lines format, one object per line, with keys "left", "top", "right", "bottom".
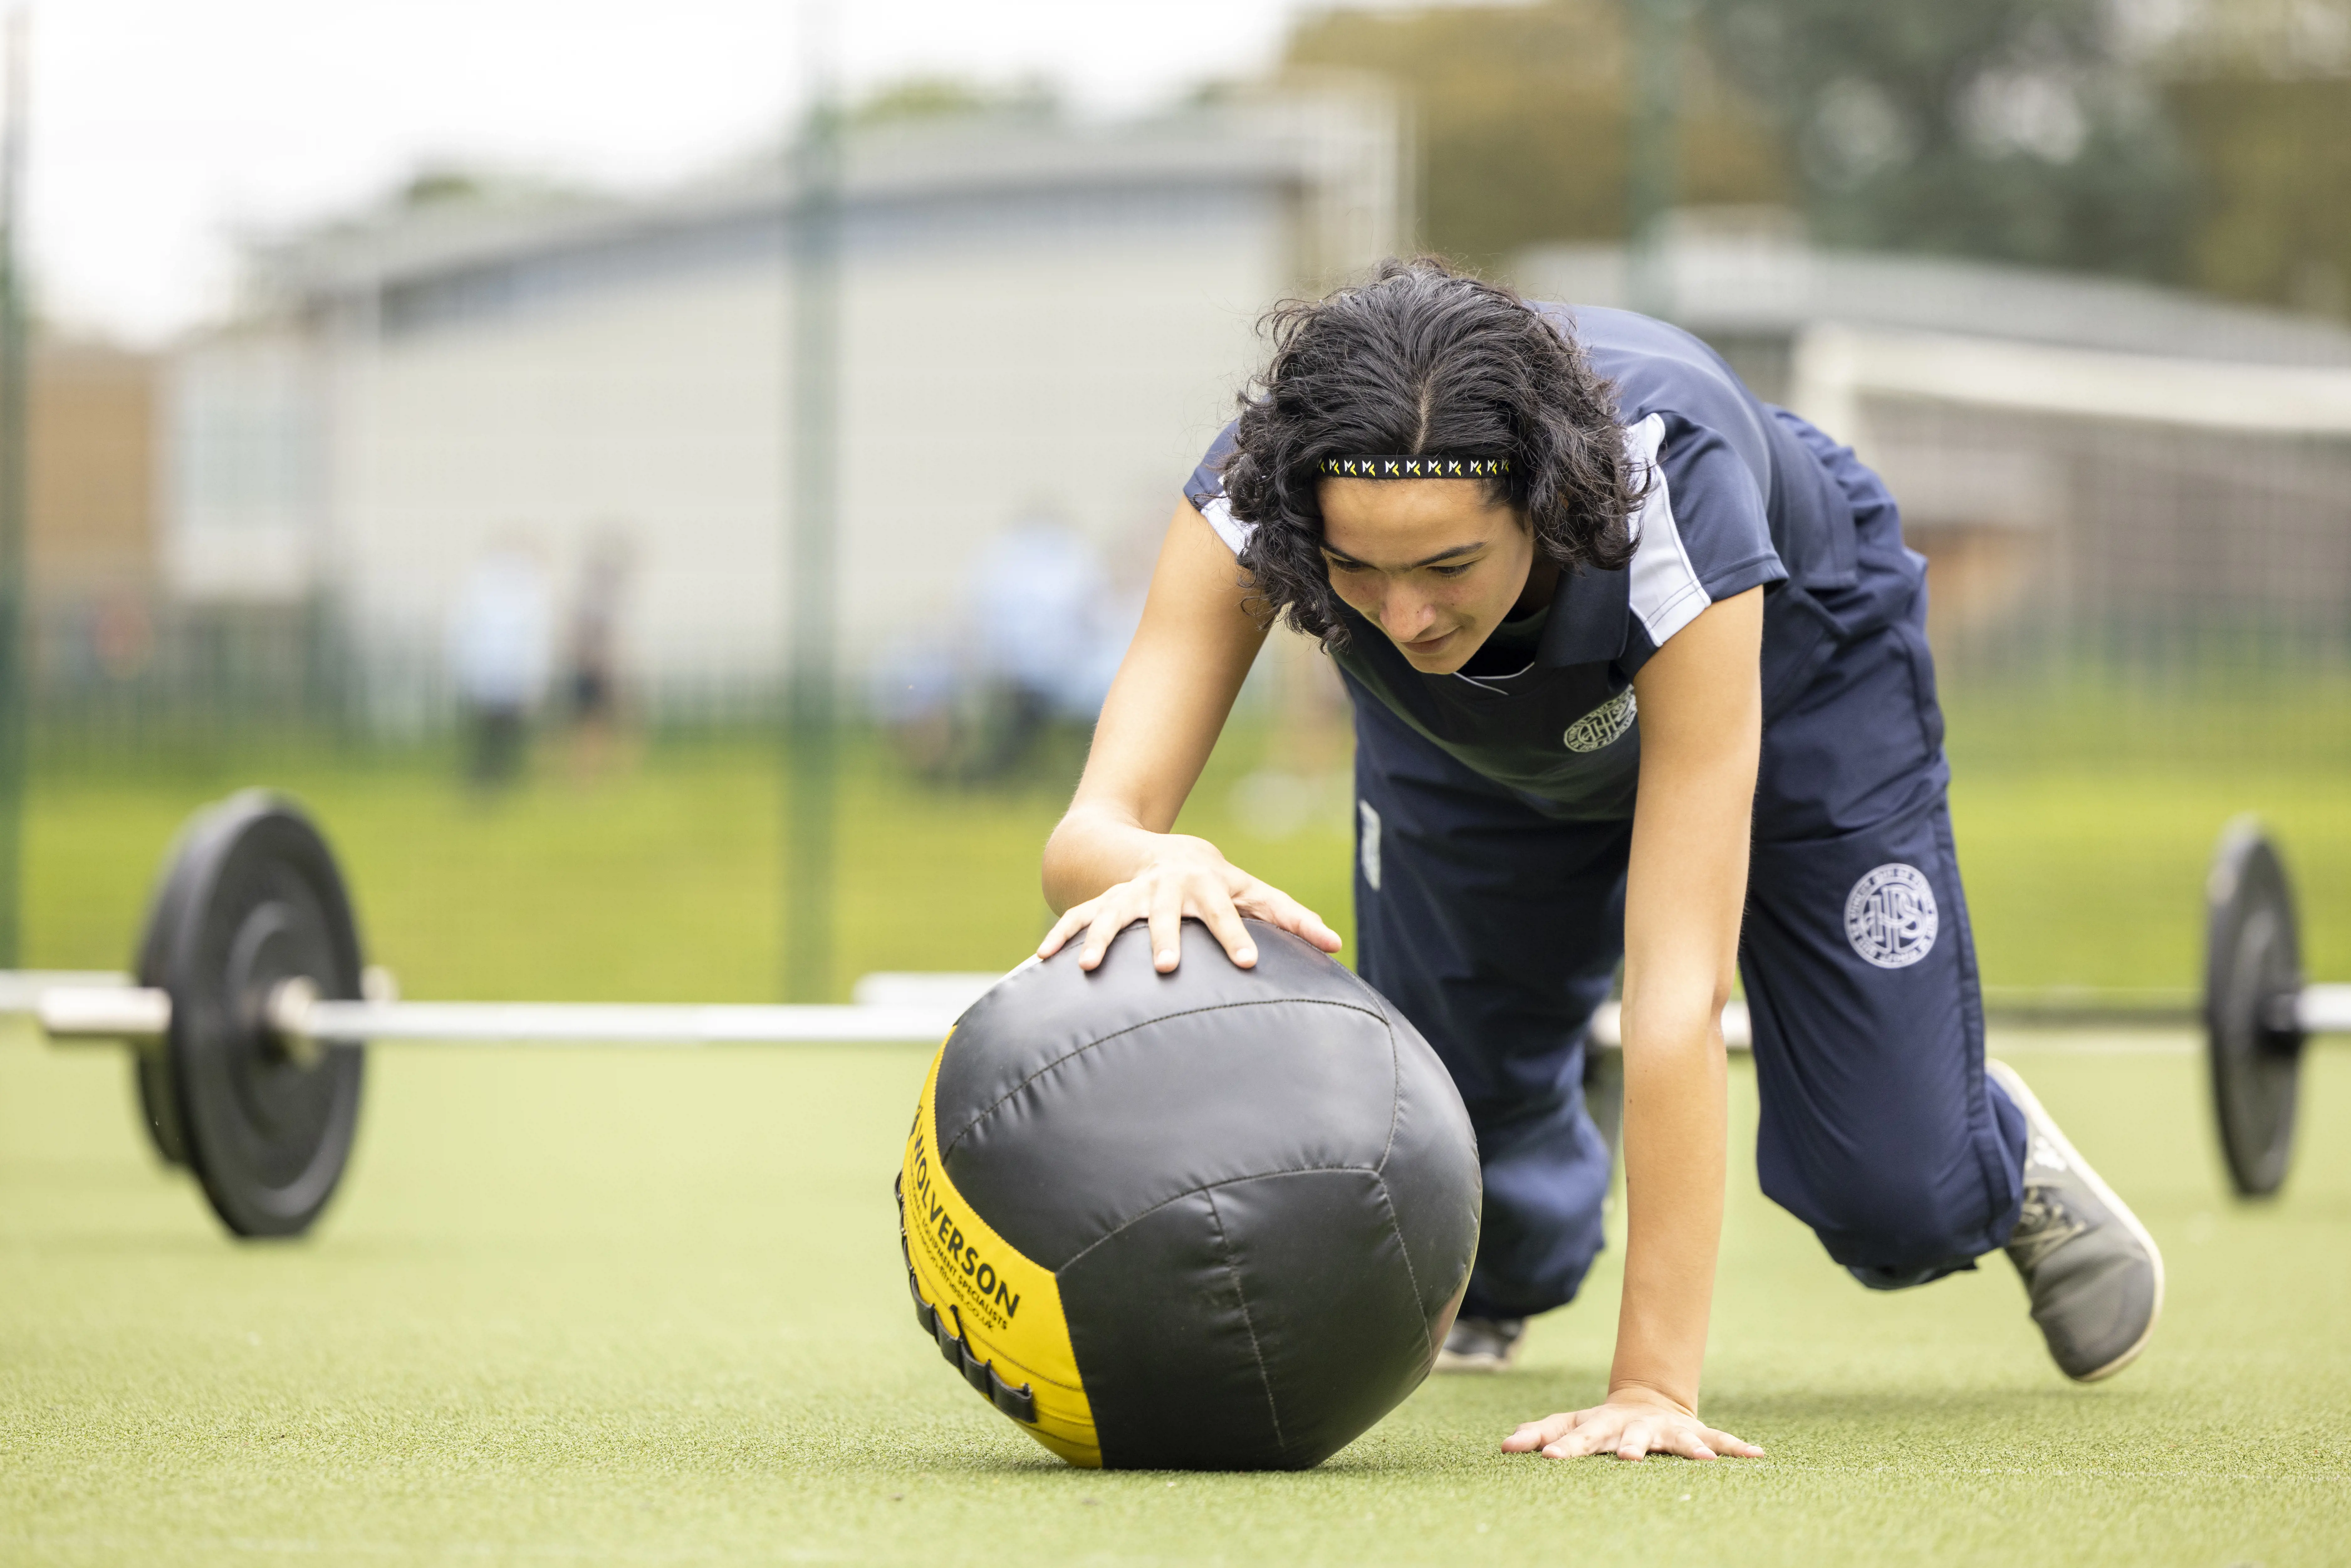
{"left": 1197, "top": 493, "right": 1254, "bottom": 556}
{"left": 1623, "top": 414, "right": 1711, "bottom": 647}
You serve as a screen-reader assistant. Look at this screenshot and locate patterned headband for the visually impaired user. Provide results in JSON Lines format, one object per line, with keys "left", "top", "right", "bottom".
{"left": 1317, "top": 455, "right": 1510, "bottom": 480}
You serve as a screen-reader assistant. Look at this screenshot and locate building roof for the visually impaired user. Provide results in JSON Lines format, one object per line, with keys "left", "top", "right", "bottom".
{"left": 1513, "top": 220, "right": 2351, "bottom": 369}
{"left": 241, "top": 95, "right": 1390, "bottom": 313}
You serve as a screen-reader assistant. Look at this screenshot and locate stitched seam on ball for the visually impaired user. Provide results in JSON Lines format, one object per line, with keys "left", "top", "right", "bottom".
{"left": 1319, "top": 961, "right": 1405, "bottom": 1176}
{"left": 1205, "top": 1188, "right": 1287, "bottom": 1456}
{"left": 1376, "top": 1012, "right": 1402, "bottom": 1175}
{"left": 937, "top": 997, "right": 1391, "bottom": 1160}
{"left": 1057, "top": 1166, "right": 1378, "bottom": 1272}
{"left": 1369, "top": 1176, "right": 1426, "bottom": 1330}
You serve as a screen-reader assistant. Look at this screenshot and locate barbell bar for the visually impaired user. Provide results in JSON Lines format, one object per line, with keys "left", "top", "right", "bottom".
{"left": 1, "top": 791, "right": 2342, "bottom": 1237}
{"left": 2274, "top": 987, "right": 2351, "bottom": 1032}
{"left": 34, "top": 977, "right": 975, "bottom": 1054}
{"left": 35, "top": 972, "right": 1752, "bottom": 1051}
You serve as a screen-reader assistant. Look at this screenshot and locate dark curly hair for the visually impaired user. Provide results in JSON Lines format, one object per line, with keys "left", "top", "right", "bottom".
{"left": 1222, "top": 257, "right": 1645, "bottom": 646}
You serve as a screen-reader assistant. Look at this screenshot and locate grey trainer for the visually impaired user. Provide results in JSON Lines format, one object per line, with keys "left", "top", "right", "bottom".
{"left": 1987, "top": 1059, "right": 2164, "bottom": 1382}
{"left": 1435, "top": 1315, "right": 1525, "bottom": 1373}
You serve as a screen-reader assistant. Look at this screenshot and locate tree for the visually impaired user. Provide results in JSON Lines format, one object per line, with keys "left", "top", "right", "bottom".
{"left": 1285, "top": 0, "right": 2192, "bottom": 282}
{"left": 1282, "top": 0, "right": 1789, "bottom": 269}
{"left": 2156, "top": 0, "right": 2351, "bottom": 316}
{"left": 1695, "top": 0, "right": 2189, "bottom": 277}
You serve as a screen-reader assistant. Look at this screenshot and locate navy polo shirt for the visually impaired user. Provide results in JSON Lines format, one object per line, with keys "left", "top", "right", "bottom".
{"left": 1183, "top": 306, "right": 1859, "bottom": 819}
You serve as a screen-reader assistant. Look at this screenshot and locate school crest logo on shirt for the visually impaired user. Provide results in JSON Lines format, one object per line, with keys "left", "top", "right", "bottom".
{"left": 1844, "top": 863, "right": 1939, "bottom": 969}
{"left": 1561, "top": 689, "right": 1638, "bottom": 753}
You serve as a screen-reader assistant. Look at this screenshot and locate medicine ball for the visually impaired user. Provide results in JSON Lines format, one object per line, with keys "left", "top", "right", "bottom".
{"left": 895, "top": 916, "right": 1480, "bottom": 1470}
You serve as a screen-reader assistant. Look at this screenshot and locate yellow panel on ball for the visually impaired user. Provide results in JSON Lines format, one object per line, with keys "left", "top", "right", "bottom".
{"left": 899, "top": 1043, "right": 1100, "bottom": 1466}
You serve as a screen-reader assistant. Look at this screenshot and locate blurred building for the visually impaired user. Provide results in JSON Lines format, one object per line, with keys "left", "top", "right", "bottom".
{"left": 26, "top": 340, "right": 166, "bottom": 707}
{"left": 1516, "top": 212, "right": 2351, "bottom": 669}
{"left": 25, "top": 339, "right": 346, "bottom": 748}
{"left": 29, "top": 340, "right": 157, "bottom": 599}
{"left": 164, "top": 88, "right": 1404, "bottom": 727}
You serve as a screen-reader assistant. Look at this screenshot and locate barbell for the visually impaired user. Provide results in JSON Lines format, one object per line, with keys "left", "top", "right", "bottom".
{"left": 1, "top": 792, "right": 2342, "bottom": 1237}
{"left": 13, "top": 791, "right": 975, "bottom": 1235}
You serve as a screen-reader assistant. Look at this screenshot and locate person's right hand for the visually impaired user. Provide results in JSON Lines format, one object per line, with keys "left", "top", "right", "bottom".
{"left": 1503, "top": 1389, "right": 1764, "bottom": 1463}
{"left": 1036, "top": 834, "right": 1342, "bottom": 974}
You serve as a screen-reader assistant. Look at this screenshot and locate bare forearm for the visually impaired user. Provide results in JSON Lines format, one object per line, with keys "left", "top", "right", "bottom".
{"left": 1039, "top": 503, "right": 1266, "bottom": 918}
{"left": 1610, "top": 1002, "right": 1729, "bottom": 1410}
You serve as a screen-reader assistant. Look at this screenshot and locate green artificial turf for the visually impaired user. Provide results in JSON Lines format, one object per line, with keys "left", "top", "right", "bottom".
{"left": 3, "top": 1032, "right": 2346, "bottom": 1565}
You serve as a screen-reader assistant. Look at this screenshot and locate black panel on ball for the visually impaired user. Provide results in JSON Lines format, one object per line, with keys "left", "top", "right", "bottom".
{"left": 940, "top": 994, "right": 1405, "bottom": 1272}
{"left": 142, "top": 792, "right": 368, "bottom": 1237}
{"left": 931, "top": 917, "right": 1480, "bottom": 1470}
{"left": 1057, "top": 1168, "right": 1444, "bottom": 1470}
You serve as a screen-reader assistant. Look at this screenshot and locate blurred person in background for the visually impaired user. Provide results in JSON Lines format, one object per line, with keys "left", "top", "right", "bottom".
{"left": 448, "top": 540, "right": 552, "bottom": 791}
{"left": 1039, "top": 259, "right": 2163, "bottom": 1463}
{"left": 971, "top": 518, "right": 1140, "bottom": 724}
{"left": 874, "top": 517, "right": 1142, "bottom": 782}
{"left": 564, "top": 530, "right": 635, "bottom": 781}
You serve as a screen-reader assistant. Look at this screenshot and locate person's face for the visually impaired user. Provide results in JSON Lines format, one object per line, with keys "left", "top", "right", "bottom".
{"left": 1317, "top": 479, "right": 1540, "bottom": 674}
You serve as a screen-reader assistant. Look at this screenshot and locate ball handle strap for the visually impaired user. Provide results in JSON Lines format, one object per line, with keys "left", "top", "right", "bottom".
{"left": 894, "top": 1173, "right": 1037, "bottom": 1423}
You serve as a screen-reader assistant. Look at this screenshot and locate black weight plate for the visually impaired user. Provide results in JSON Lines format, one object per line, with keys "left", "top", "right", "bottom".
{"left": 129, "top": 813, "right": 213, "bottom": 1167}
{"left": 133, "top": 1049, "right": 185, "bottom": 1166}
{"left": 147, "top": 791, "right": 367, "bottom": 1237}
{"left": 2204, "top": 820, "right": 2305, "bottom": 1197}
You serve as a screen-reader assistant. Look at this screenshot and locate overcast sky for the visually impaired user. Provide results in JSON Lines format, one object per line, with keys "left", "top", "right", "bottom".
{"left": 24, "top": 0, "right": 1452, "bottom": 344}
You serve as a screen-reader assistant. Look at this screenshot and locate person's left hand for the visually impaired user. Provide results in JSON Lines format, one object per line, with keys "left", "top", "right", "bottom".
{"left": 1502, "top": 1387, "right": 1763, "bottom": 1462}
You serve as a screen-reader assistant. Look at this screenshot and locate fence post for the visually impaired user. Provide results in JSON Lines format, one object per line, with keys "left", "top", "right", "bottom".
{"left": 0, "top": 9, "right": 31, "bottom": 966}
{"left": 1625, "top": 0, "right": 1686, "bottom": 323}
{"left": 784, "top": 7, "right": 841, "bottom": 1004}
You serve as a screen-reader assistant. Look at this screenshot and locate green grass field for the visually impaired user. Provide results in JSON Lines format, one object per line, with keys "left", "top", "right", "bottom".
{"left": 4, "top": 721, "right": 2349, "bottom": 1564}
{"left": 15, "top": 717, "right": 2351, "bottom": 1000}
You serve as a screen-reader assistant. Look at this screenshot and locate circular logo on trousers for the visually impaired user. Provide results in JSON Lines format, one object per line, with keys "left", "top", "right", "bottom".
{"left": 1844, "top": 863, "right": 1939, "bottom": 969}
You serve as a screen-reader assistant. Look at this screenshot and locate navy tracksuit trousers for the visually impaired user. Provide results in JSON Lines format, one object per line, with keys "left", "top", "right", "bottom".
{"left": 1349, "top": 424, "right": 2029, "bottom": 1320}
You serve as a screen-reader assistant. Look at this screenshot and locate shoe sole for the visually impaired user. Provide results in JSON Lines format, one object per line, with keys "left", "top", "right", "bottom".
{"left": 1433, "top": 1348, "right": 1520, "bottom": 1374}
{"left": 1987, "top": 1057, "right": 2166, "bottom": 1382}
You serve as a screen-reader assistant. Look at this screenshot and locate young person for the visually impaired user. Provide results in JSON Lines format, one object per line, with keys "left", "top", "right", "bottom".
{"left": 1037, "top": 259, "right": 2161, "bottom": 1463}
